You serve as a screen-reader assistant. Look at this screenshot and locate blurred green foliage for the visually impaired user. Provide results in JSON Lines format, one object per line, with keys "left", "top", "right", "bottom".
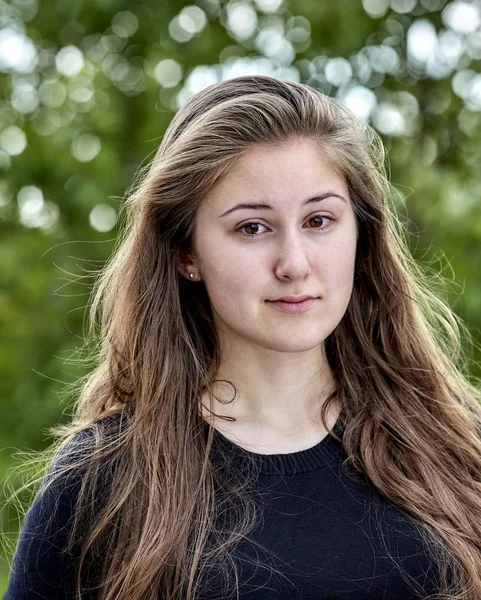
{"left": 1, "top": 0, "right": 481, "bottom": 591}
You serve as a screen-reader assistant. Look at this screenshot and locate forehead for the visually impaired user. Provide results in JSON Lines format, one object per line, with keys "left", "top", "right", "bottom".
{"left": 204, "top": 139, "right": 349, "bottom": 210}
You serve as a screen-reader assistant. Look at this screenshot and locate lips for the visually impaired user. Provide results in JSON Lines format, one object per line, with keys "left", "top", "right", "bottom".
{"left": 267, "top": 297, "right": 317, "bottom": 313}
{"left": 269, "top": 295, "right": 316, "bottom": 303}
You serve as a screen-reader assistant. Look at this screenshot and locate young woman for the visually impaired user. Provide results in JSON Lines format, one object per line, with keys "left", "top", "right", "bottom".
{"left": 5, "top": 75, "right": 481, "bottom": 600}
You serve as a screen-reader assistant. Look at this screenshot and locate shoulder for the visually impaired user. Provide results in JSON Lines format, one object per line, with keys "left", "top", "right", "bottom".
{"left": 18, "top": 423, "right": 105, "bottom": 543}
{"left": 4, "top": 435, "right": 89, "bottom": 598}
{"left": 4, "top": 414, "right": 125, "bottom": 599}
{"left": 47, "top": 411, "right": 128, "bottom": 480}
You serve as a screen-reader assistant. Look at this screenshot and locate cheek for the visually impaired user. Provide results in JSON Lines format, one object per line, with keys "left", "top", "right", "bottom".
{"left": 319, "top": 242, "right": 356, "bottom": 291}
{"left": 325, "top": 262, "right": 355, "bottom": 288}
{"left": 202, "top": 239, "right": 261, "bottom": 291}
{"left": 322, "top": 232, "right": 356, "bottom": 263}
{"left": 203, "top": 254, "right": 258, "bottom": 310}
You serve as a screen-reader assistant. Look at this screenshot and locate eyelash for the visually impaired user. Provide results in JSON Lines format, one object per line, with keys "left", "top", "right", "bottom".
{"left": 235, "top": 215, "right": 337, "bottom": 239}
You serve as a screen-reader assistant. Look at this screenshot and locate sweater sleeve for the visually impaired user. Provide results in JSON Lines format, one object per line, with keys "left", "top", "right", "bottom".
{"left": 3, "top": 431, "right": 96, "bottom": 600}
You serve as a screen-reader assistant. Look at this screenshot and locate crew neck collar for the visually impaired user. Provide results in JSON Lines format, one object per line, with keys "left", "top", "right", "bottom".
{"left": 209, "top": 419, "right": 345, "bottom": 476}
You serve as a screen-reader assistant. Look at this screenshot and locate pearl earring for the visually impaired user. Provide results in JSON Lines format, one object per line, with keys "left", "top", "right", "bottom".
{"left": 189, "top": 272, "right": 195, "bottom": 279}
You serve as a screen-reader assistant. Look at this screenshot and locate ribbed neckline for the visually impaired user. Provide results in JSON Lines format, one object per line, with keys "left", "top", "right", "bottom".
{"left": 209, "top": 418, "right": 345, "bottom": 476}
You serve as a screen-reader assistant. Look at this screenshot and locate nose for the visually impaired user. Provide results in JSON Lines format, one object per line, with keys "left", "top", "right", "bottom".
{"left": 274, "top": 232, "right": 312, "bottom": 280}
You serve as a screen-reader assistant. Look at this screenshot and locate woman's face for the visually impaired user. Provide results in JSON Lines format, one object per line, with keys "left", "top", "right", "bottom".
{"left": 188, "top": 138, "right": 358, "bottom": 354}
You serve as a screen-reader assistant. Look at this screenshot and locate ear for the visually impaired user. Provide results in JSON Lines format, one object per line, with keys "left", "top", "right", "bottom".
{"left": 175, "top": 245, "right": 197, "bottom": 280}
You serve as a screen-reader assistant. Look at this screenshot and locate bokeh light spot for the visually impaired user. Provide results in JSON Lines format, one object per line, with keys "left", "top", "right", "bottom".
{"left": 70, "top": 133, "right": 101, "bottom": 162}
{"left": 372, "top": 102, "right": 406, "bottom": 135}
{"left": 89, "top": 203, "right": 117, "bottom": 232}
{"left": 38, "top": 79, "right": 67, "bottom": 108}
{"left": 325, "top": 57, "right": 353, "bottom": 86}
{"left": 16, "top": 185, "right": 59, "bottom": 229}
{"left": 179, "top": 6, "right": 207, "bottom": 34}
{"left": 362, "top": 0, "right": 389, "bottom": 18}
{"left": 111, "top": 11, "right": 139, "bottom": 38}
{"left": 390, "top": 0, "right": 417, "bottom": 14}
{"left": 340, "top": 85, "right": 378, "bottom": 121}
{"left": 154, "top": 59, "right": 183, "bottom": 87}
{"left": 255, "top": 28, "right": 295, "bottom": 65}
{"left": 254, "top": 0, "right": 283, "bottom": 12}
{"left": 442, "top": 1, "right": 481, "bottom": 34}
{"left": 55, "top": 45, "right": 85, "bottom": 77}
{"left": 0, "top": 126, "right": 27, "bottom": 155}
{"left": 0, "top": 28, "right": 38, "bottom": 73}
{"left": 226, "top": 3, "right": 258, "bottom": 41}
{"left": 407, "top": 19, "right": 438, "bottom": 63}
{"left": 11, "top": 81, "right": 39, "bottom": 113}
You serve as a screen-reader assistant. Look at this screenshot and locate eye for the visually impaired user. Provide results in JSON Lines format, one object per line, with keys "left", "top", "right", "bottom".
{"left": 236, "top": 214, "right": 336, "bottom": 239}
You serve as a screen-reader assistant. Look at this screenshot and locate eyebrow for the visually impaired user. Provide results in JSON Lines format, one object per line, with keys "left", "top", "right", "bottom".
{"left": 217, "top": 192, "right": 347, "bottom": 218}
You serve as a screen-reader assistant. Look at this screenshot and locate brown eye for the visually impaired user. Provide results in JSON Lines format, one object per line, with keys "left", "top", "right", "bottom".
{"left": 307, "top": 215, "right": 335, "bottom": 230}
{"left": 236, "top": 215, "right": 335, "bottom": 240}
{"left": 243, "top": 223, "right": 262, "bottom": 235}
{"left": 309, "top": 215, "right": 324, "bottom": 227}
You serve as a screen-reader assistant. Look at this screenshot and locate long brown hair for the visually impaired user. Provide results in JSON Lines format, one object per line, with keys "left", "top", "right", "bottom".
{"left": 10, "top": 75, "right": 481, "bottom": 599}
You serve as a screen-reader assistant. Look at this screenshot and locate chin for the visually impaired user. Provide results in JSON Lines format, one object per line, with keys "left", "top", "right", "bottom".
{"left": 258, "top": 336, "right": 327, "bottom": 353}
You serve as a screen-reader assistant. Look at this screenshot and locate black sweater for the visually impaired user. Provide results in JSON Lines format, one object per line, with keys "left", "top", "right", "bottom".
{"left": 4, "top": 420, "right": 444, "bottom": 599}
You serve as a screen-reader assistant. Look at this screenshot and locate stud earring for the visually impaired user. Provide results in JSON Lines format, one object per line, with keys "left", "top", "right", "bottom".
{"left": 189, "top": 272, "right": 195, "bottom": 280}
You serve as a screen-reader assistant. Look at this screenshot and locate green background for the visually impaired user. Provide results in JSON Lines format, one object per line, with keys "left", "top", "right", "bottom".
{"left": 1, "top": 0, "right": 481, "bottom": 592}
